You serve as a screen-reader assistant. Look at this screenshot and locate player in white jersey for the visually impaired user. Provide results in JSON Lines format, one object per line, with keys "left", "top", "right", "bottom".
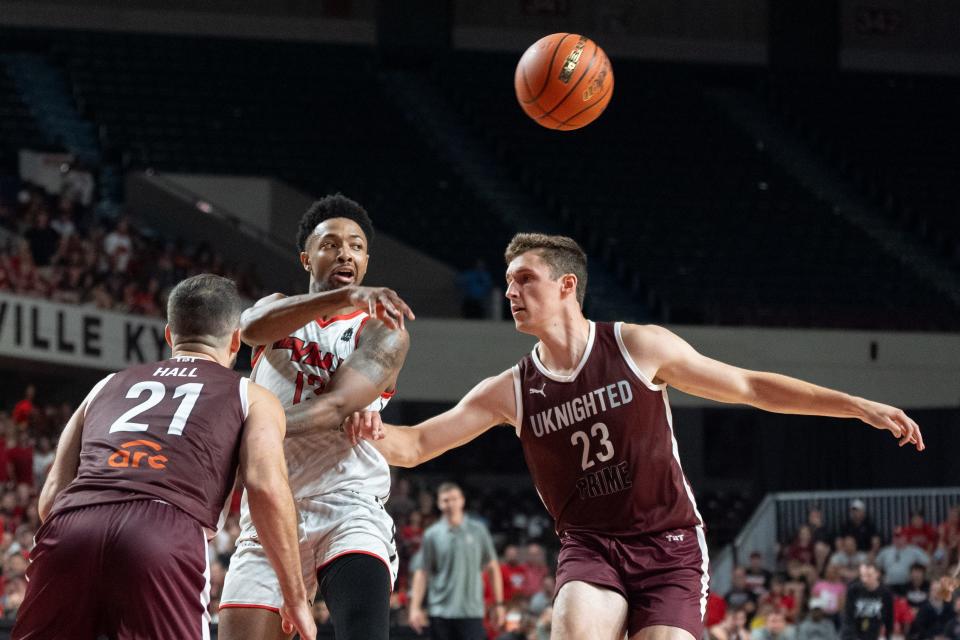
{"left": 219, "top": 194, "right": 415, "bottom": 640}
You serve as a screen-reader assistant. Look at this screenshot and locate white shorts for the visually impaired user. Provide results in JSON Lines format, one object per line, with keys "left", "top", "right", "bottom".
{"left": 220, "top": 491, "right": 398, "bottom": 611}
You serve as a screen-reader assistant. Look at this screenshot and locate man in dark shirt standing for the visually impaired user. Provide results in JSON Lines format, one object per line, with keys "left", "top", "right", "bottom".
{"left": 839, "top": 501, "right": 881, "bottom": 553}
{"left": 843, "top": 564, "right": 893, "bottom": 640}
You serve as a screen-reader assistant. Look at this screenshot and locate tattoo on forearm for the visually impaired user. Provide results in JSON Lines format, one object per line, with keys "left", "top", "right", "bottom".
{"left": 341, "top": 322, "right": 409, "bottom": 388}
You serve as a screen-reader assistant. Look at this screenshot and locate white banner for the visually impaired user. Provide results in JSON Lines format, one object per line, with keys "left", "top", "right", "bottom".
{"left": 0, "top": 292, "right": 169, "bottom": 371}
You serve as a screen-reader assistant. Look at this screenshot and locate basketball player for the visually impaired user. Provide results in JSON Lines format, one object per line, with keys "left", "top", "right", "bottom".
{"left": 347, "top": 233, "right": 924, "bottom": 640}
{"left": 218, "top": 194, "right": 415, "bottom": 640}
{"left": 12, "top": 274, "right": 315, "bottom": 640}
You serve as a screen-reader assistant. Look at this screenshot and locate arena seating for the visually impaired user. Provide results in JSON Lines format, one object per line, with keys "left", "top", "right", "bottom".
{"left": 44, "top": 31, "right": 514, "bottom": 272}
{"left": 434, "top": 52, "right": 959, "bottom": 330}
{"left": 1, "top": 28, "right": 957, "bottom": 329}
{"left": 767, "top": 73, "right": 960, "bottom": 266}
{"left": 0, "top": 64, "right": 45, "bottom": 173}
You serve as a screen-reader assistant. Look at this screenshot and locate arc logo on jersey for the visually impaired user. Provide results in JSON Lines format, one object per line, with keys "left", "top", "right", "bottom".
{"left": 272, "top": 337, "right": 344, "bottom": 370}
{"left": 107, "top": 439, "right": 168, "bottom": 470}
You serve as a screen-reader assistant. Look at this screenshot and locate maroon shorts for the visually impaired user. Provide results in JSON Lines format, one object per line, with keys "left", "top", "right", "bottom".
{"left": 555, "top": 525, "right": 708, "bottom": 638}
{"left": 13, "top": 499, "right": 210, "bottom": 640}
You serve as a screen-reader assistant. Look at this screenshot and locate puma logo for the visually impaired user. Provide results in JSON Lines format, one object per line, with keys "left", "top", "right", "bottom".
{"left": 529, "top": 384, "right": 546, "bottom": 397}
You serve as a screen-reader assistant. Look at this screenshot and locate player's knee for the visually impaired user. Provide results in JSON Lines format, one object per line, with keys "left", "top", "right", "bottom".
{"left": 551, "top": 611, "right": 594, "bottom": 640}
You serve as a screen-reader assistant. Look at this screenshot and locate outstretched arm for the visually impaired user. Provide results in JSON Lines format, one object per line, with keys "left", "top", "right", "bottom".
{"left": 347, "top": 369, "right": 518, "bottom": 467}
{"left": 622, "top": 324, "right": 924, "bottom": 450}
{"left": 239, "top": 286, "right": 414, "bottom": 347}
{"left": 285, "top": 319, "right": 410, "bottom": 435}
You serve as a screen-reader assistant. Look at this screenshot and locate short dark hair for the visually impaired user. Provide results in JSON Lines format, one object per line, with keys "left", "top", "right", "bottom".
{"left": 437, "top": 482, "right": 462, "bottom": 496}
{"left": 167, "top": 274, "right": 241, "bottom": 343}
{"left": 296, "top": 193, "right": 374, "bottom": 253}
{"left": 504, "top": 233, "right": 588, "bottom": 306}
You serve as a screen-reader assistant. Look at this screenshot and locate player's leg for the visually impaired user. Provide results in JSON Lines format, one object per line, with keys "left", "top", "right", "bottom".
{"left": 621, "top": 526, "right": 709, "bottom": 640}
{"left": 108, "top": 501, "right": 211, "bottom": 640}
{"left": 219, "top": 533, "right": 317, "bottom": 640}
{"left": 427, "top": 617, "right": 455, "bottom": 640}
{"left": 318, "top": 553, "right": 392, "bottom": 640}
{"left": 452, "top": 617, "right": 487, "bottom": 640}
{"left": 550, "top": 530, "right": 629, "bottom": 640}
{"left": 551, "top": 581, "right": 628, "bottom": 640}
{"left": 217, "top": 607, "right": 291, "bottom": 640}
{"left": 11, "top": 506, "right": 104, "bottom": 639}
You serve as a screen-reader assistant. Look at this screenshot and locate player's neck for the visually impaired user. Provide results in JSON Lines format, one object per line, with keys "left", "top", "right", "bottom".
{"left": 535, "top": 314, "right": 590, "bottom": 375}
{"left": 445, "top": 512, "right": 465, "bottom": 527}
{"left": 172, "top": 348, "right": 223, "bottom": 366}
{"left": 310, "top": 282, "right": 355, "bottom": 320}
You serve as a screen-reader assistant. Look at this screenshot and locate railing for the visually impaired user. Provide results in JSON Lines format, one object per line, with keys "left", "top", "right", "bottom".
{"left": 710, "top": 488, "right": 960, "bottom": 595}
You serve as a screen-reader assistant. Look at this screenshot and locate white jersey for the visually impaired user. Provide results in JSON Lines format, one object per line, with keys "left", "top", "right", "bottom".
{"left": 251, "top": 310, "right": 393, "bottom": 500}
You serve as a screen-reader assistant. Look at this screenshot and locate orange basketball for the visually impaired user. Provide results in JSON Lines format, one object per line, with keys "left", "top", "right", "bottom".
{"left": 514, "top": 33, "right": 614, "bottom": 131}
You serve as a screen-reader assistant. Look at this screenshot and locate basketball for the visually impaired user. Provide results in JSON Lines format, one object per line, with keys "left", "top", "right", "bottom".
{"left": 514, "top": 33, "right": 614, "bottom": 131}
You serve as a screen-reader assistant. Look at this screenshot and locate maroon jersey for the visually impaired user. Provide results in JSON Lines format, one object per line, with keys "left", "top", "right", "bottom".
{"left": 52, "top": 356, "right": 248, "bottom": 531}
{"left": 515, "top": 321, "right": 702, "bottom": 537}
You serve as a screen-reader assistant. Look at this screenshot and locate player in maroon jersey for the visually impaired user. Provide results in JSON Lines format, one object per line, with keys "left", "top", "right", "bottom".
{"left": 12, "top": 274, "right": 315, "bottom": 640}
{"left": 346, "top": 233, "right": 923, "bottom": 640}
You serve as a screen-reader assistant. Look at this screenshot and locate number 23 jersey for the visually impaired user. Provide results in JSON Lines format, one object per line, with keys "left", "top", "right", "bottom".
{"left": 514, "top": 321, "right": 702, "bottom": 537}
{"left": 251, "top": 310, "right": 394, "bottom": 500}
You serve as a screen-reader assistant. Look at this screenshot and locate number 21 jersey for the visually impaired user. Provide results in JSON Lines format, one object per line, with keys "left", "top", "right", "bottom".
{"left": 514, "top": 321, "right": 702, "bottom": 537}
{"left": 51, "top": 356, "right": 248, "bottom": 532}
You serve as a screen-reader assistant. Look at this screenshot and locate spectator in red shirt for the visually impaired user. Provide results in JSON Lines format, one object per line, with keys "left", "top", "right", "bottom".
{"left": 705, "top": 591, "right": 729, "bottom": 628}
{"left": 937, "top": 506, "right": 960, "bottom": 566}
{"left": 785, "top": 525, "right": 816, "bottom": 566}
{"left": 901, "top": 511, "right": 939, "bottom": 553}
{"left": 761, "top": 578, "right": 798, "bottom": 622}
{"left": 0, "top": 436, "right": 11, "bottom": 485}
{"left": 499, "top": 545, "right": 525, "bottom": 603}
{"left": 520, "top": 543, "right": 549, "bottom": 597}
{"left": 11, "top": 385, "right": 35, "bottom": 428}
{"left": 399, "top": 510, "right": 425, "bottom": 556}
{"left": 7, "top": 433, "right": 33, "bottom": 487}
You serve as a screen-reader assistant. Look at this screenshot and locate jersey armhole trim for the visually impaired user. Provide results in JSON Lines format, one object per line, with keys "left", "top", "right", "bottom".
{"left": 239, "top": 377, "right": 250, "bottom": 420}
{"left": 510, "top": 365, "right": 523, "bottom": 437}
{"left": 613, "top": 322, "right": 666, "bottom": 392}
{"left": 250, "top": 345, "right": 265, "bottom": 369}
{"left": 83, "top": 373, "right": 115, "bottom": 418}
{"left": 354, "top": 315, "right": 371, "bottom": 347}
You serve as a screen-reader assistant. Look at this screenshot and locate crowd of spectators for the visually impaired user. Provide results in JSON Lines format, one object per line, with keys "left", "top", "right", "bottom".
{"left": 712, "top": 502, "right": 960, "bottom": 640}
{"left": 0, "top": 177, "right": 264, "bottom": 314}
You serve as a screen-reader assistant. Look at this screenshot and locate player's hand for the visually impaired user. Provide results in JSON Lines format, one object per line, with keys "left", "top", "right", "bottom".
{"left": 408, "top": 606, "right": 429, "bottom": 634}
{"left": 491, "top": 603, "right": 507, "bottom": 630}
{"left": 858, "top": 399, "right": 924, "bottom": 451}
{"left": 343, "top": 410, "right": 385, "bottom": 446}
{"left": 935, "top": 574, "right": 958, "bottom": 601}
{"left": 345, "top": 286, "right": 415, "bottom": 330}
{"left": 280, "top": 599, "right": 317, "bottom": 640}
